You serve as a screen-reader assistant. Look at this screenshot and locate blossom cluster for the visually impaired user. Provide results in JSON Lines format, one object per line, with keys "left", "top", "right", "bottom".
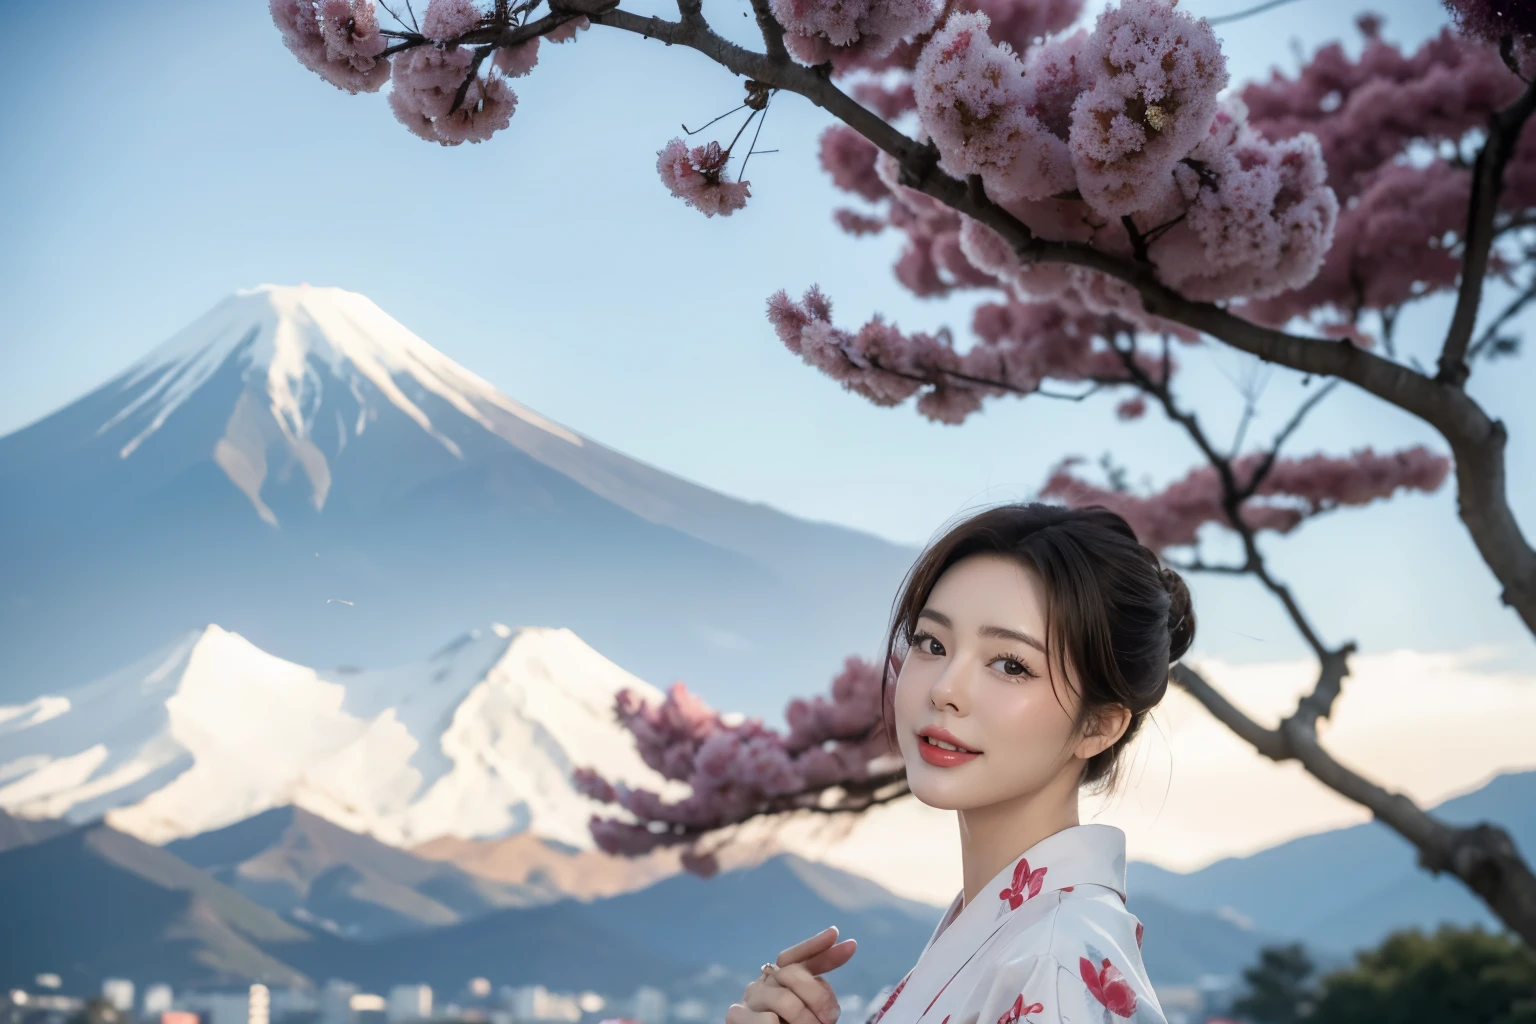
{"left": 271, "top": 0, "right": 589, "bottom": 146}
{"left": 767, "top": 286, "right": 1152, "bottom": 425}
{"left": 574, "top": 657, "right": 894, "bottom": 870}
{"left": 1040, "top": 445, "right": 1451, "bottom": 552}
{"left": 821, "top": 0, "right": 1342, "bottom": 333}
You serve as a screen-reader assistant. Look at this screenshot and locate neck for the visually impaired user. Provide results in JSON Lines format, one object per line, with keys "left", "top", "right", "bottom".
{"left": 955, "top": 763, "right": 1082, "bottom": 908}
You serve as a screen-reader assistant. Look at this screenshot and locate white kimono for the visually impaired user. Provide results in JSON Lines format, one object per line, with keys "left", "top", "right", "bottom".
{"left": 867, "top": 824, "right": 1162, "bottom": 1024}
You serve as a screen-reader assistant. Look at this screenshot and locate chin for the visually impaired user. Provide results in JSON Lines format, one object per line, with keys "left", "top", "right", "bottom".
{"left": 905, "top": 760, "right": 988, "bottom": 811}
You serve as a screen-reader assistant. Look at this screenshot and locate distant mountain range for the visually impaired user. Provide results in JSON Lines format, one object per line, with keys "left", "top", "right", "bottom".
{"left": 0, "top": 808, "right": 1274, "bottom": 998}
{"left": 0, "top": 285, "right": 912, "bottom": 718}
{"left": 1129, "top": 769, "right": 1536, "bottom": 953}
{"left": 0, "top": 622, "right": 672, "bottom": 848}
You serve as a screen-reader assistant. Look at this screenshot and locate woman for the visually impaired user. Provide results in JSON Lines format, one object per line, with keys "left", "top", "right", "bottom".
{"left": 727, "top": 503, "right": 1194, "bottom": 1024}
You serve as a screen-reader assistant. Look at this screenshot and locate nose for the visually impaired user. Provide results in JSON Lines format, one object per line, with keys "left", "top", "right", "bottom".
{"left": 929, "top": 659, "right": 966, "bottom": 715}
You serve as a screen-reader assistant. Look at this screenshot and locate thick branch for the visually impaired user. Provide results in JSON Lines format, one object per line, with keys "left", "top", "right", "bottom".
{"left": 1172, "top": 663, "right": 1536, "bottom": 947}
{"left": 585, "top": 6, "right": 1536, "bottom": 638}
{"left": 1439, "top": 79, "right": 1536, "bottom": 386}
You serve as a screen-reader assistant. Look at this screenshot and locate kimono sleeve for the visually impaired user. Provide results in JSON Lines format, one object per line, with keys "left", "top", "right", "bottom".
{"left": 1047, "top": 953, "right": 1166, "bottom": 1024}
{"left": 947, "top": 951, "right": 1056, "bottom": 1024}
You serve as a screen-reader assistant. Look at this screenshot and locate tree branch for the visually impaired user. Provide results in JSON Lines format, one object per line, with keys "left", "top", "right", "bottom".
{"left": 1439, "top": 78, "right": 1536, "bottom": 386}
{"left": 630, "top": 10, "right": 1536, "bottom": 642}
{"left": 1172, "top": 662, "right": 1536, "bottom": 947}
{"left": 747, "top": 0, "right": 789, "bottom": 64}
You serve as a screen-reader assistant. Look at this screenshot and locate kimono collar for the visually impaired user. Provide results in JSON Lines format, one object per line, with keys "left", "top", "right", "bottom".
{"left": 922, "top": 823, "right": 1129, "bottom": 958}
{"left": 889, "top": 825, "right": 1131, "bottom": 1024}
{"left": 983, "top": 822, "right": 1128, "bottom": 910}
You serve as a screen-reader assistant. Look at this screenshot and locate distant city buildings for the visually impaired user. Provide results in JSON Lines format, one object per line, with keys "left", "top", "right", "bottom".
{"left": 142, "top": 986, "right": 174, "bottom": 1018}
{"left": 385, "top": 987, "right": 431, "bottom": 1024}
{"left": 102, "top": 981, "right": 135, "bottom": 1015}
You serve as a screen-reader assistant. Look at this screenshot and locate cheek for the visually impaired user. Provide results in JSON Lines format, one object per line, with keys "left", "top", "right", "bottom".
{"left": 976, "top": 679, "right": 1076, "bottom": 750}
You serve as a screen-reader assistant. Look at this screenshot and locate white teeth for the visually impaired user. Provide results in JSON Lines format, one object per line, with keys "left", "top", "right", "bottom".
{"left": 926, "top": 737, "right": 966, "bottom": 752}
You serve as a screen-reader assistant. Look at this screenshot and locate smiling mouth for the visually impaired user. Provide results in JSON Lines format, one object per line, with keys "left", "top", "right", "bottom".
{"left": 916, "top": 732, "right": 981, "bottom": 766}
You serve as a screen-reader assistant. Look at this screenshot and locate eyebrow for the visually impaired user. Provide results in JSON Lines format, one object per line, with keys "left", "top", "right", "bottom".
{"left": 917, "top": 608, "right": 1046, "bottom": 653}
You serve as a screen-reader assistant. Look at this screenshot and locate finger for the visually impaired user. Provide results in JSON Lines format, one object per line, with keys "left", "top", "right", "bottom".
{"left": 726, "top": 1004, "right": 778, "bottom": 1024}
{"left": 800, "top": 938, "right": 858, "bottom": 977}
{"left": 776, "top": 926, "right": 840, "bottom": 968}
{"left": 745, "top": 979, "right": 820, "bottom": 1024}
{"left": 770, "top": 964, "right": 840, "bottom": 1024}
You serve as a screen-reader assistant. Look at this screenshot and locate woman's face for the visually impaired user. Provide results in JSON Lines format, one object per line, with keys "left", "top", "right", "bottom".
{"left": 893, "top": 553, "right": 1102, "bottom": 812}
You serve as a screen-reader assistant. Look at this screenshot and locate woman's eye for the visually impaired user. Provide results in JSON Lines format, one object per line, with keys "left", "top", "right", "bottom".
{"left": 912, "top": 634, "right": 945, "bottom": 657}
{"left": 991, "top": 657, "right": 1030, "bottom": 677}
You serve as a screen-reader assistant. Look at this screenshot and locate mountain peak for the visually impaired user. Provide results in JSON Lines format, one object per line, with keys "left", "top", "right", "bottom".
{"left": 96, "top": 284, "right": 582, "bottom": 523}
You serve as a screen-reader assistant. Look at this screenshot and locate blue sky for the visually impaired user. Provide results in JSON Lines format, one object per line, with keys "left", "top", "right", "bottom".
{"left": 3, "top": 0, "right": 1533, "bottom": 672}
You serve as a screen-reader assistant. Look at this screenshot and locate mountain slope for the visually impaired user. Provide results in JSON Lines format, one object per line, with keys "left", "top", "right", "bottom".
{"left": 0, "top": 622, "right": 670, "bottom": 848}
{"left": 1127, "top": 770, "right": 1535, "bottom": 951}
{"left": 0, "top": 821, "right": 331, "bottom": 990}
{"left": 0, "top": 808, "right": 71, "bottom": 853}
{"left": 0, "top": 285, "right": 912, "bottom": 717}
{"left": 166, "top": 806, "right": 553, "bottom": 939}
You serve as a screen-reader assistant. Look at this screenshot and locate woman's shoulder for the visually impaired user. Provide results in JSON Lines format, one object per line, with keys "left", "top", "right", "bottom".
{"left": 969, "top": 886, "right": 1160, "bottom": 1023}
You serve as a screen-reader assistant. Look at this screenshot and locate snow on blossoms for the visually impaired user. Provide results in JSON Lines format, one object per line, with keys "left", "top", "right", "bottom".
{"left": 769, "top": 0, "right": 942, "bottom": 66}
{"left": 656, "top": 140, "right": 752, "bottom": 217}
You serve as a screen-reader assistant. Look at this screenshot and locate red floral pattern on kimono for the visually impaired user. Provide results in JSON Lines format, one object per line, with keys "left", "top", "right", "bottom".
{"left": 869, "top": 973, "right": 910, "bottom": 1024}
{"left": 995, "top": 994, "right": 1045, "bottom": 1024}
{"left": 998, "top": 858, "right": 1047, "bottom": 909}
{"left": 1079, "top": 958, "right": 1138, "bottom": 1018}
{"left": 1134, "top": 922, "right": 1144, "bottom": 949}
{"left": 869, "top": 825, "right": 1161, "bottom": 1024}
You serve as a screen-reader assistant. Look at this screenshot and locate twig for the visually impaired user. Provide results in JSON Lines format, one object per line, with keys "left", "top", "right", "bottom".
{"left": 1438, "top": 78, "right": 1536, "bottom": 385}
{"left": 738, "top": 97, "right": 772, "bottom": 179}
{"left": 1467, "top": 278, "right": 1536, "bottom": 362}
{"left": 1207, "top": 0, "right": 1306, "bottom": 27}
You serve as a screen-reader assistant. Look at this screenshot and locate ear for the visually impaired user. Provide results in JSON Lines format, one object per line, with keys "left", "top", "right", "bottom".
{"left": 1074, "top": 704, "right": 1133, "bottom": 761}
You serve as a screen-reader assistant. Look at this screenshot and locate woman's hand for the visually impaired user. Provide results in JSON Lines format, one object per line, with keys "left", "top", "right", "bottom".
{"left": 727, "top": 926, "right": 859, "bottom": 1024}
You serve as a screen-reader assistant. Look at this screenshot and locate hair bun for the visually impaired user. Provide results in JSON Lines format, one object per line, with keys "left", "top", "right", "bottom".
{"left": 1160, "top": 566, "right": 1196, "bottom": 662}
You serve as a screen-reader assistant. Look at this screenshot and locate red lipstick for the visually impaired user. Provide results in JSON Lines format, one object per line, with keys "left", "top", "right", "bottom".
{"left": 916, "top": 726, "right": 981, "bottom": 767}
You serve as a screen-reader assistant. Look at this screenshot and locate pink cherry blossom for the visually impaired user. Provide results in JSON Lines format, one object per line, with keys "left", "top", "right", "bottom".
{"left": 968, "top": 0, "right": 1084, "bottom": 53}
{"left": 770, "top": 0, "right": 942, "bottom": 66}
{"left": 1041, "top": 445, "right": 1451, "bottom": 552}
{"left": 914, "top": 12, "right": 1076, "bottom": 203}
{"left": 494, "top": 38, "right": 539, "bottom": 78}
{"left": 389, "top": 42, "right": 516, "bottom": 145}
{"left": 576, "top": 658, "right": 896, "bottom": 870}
{"left": 271, "top": 0, "right": 390, "bottom": 93}
{"left": 656, "top": 139, "right": 752, "bottom": 217}
{"left": 820, "top": 126, "right": 888, "bottom": 202}
{"left": 546, "top": 15, "right": 590, "bottom": 43}
{"left": 1243, "top": 23, "right": 1520, "bottom": 199}
{"left": 1243, "top": 159, "right": 1468, "bottom": 325}
{"left": 1150, "top": 101, "right": 1339, "bottom": 302}
{"left": 1069, "top": 0, "right": 1229, "bottom": 216}
{"left": 420, "top": 0, "right": 482, "bottom": 41}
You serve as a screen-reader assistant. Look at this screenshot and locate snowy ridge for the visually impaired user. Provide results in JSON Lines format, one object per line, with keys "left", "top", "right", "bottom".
{"left": 0, "top": 623, "right": 666, "bottom": 848}
{"left": 96, "top": 284, "right": 581, "bottom": 523}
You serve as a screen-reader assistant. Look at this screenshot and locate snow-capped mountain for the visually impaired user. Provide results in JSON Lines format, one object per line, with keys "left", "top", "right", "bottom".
{"left": 0, "top": 622, "right": 667, "bottom": 848}
{"left": 0, "top": 285, "right": 911, "bottom": 715}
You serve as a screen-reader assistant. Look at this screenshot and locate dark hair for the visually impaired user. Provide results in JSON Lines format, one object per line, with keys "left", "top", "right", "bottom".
{"left": 883, "top": 502, "right": 1195, "bottom": 791}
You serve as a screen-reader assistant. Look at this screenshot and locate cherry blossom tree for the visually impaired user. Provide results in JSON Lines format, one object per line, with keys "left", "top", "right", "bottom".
{"left": 269, "top": 0, "right": 1536, "bottom": 943}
